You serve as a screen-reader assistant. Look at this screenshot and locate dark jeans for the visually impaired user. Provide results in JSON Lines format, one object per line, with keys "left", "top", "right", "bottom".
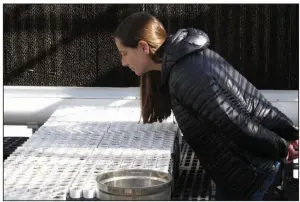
{"left": 215, "top": 161, "right": 281, "bottom": 201}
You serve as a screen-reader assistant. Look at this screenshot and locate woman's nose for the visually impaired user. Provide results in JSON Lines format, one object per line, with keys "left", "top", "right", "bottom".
{"left": 121, "top": 58, "right": 128, "bottom": 67}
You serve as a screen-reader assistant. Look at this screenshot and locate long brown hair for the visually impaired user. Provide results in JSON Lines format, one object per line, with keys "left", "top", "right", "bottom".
{"left": 113, "top": 12, "right": 172, "bottom": 123}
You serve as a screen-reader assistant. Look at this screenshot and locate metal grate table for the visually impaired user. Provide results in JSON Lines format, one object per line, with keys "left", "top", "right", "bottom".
{"left": 4, "top": 137, "right": 29, "bottom": 160}
{"left": 3, "top": 138, "right": 298, "bottom": 200}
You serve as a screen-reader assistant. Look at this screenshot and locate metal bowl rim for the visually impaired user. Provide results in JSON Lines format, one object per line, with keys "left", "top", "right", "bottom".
{"left": 95, "top": 168, "right": 172, "bottom": 196}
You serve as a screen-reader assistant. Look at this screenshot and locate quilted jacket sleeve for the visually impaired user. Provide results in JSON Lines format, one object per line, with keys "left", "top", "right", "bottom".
{"left": 171, "top": 66, "right": 289, "bottom": 160}
{"left": 251, "top": 96, "right": 298, "bottom": 141}
{"left": 209, "top": 49, "right": 298, "bottom": 141}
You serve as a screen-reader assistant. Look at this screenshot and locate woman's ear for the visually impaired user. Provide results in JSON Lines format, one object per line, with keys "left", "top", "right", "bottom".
{"left": 138, "top": 40, "right": 150, "bottom": 54}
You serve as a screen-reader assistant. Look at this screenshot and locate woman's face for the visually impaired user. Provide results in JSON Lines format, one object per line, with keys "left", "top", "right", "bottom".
{"left": 115, "top": 38, "right": 152, "bottom": 76}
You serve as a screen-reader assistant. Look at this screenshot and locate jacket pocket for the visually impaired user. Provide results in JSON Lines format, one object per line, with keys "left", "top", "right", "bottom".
{"left": 227, "top": 140, "right": 258, "bottom": 172}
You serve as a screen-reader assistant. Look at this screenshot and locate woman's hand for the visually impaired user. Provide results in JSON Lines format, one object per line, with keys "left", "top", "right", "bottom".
{"left": 282, "top": 140, "right": 299, "bottom": 164}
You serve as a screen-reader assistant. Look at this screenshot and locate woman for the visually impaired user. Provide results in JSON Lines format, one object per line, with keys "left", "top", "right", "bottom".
{"left": 113, "top": 12, "right": 299, "bottom": 200}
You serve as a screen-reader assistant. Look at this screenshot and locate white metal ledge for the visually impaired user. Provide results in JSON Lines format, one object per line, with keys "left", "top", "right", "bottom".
{"left": 4, "top": 87, "right": 299, "bottom": 127}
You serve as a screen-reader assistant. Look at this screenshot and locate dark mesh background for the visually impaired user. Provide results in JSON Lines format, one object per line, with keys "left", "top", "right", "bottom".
{"left": 3, "top": 4, "right": 299, "bottom": 89}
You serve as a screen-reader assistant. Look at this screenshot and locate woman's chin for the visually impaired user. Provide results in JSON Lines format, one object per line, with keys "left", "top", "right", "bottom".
{"left": 134, "top": 70, "right": 143, "bottom": 76}
{"left": 135, "top": 69, "right": 149, "bottom": 76}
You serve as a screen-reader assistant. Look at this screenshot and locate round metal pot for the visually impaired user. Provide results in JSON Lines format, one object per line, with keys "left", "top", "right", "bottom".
{"left": 96, "top": 169, "right": 172, "bottom": 200}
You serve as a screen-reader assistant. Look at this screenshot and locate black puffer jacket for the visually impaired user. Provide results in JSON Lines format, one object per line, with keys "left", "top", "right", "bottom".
{"left": 161, "top": 28, "right": 298, "bottom": 200}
